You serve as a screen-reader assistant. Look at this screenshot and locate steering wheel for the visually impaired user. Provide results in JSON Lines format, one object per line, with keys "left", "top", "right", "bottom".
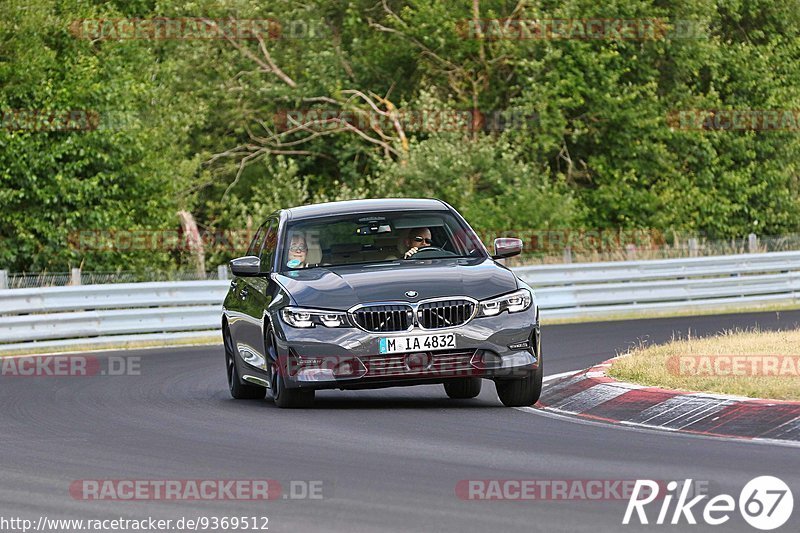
{"left": 404, "top": 246, "right": 455, "bottom": 259}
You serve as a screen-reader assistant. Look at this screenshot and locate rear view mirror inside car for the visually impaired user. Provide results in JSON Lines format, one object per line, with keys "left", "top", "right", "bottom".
{"left": 355, "top": 224, "right": 392, "bottom": 235}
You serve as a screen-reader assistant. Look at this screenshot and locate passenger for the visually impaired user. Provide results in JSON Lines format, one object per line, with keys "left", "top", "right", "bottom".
{"left": 401, "top": 227, "right": 433, "bottom": 259}
{"left": 286, "top": 234, "right": 308, "bottom": 268}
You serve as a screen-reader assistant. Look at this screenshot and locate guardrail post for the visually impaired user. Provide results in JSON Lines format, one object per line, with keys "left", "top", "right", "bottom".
{"left": 562, "top": 246, "right": 572, "bottom": 264}
{"left": 748, "top": 233, "right": 758, "bottom": 253}
{"left": 70, "top": 268, "right": 82, "bottom": 286}
{"left": 0, "top": 269, "right": 7, "bottom": 289}
{"left": 688, "top": 238, "right": 699, "bottom": 258}
{"left": 217, "top": 264, "right": 229, "bottom": 280}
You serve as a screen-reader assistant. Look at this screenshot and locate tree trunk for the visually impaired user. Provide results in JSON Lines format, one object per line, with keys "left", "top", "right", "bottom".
{"left": 178, "top": 210, "right": 206, "bottom": 277}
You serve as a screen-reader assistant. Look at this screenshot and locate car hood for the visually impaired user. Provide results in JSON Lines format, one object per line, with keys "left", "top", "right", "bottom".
{"left": 273, "top": 257, "right": 519, "bottom": 309}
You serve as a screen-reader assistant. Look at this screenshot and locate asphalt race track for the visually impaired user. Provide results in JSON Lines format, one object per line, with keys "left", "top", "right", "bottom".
{"left": 2, "top": 310, "right": 800, "bottom": 532}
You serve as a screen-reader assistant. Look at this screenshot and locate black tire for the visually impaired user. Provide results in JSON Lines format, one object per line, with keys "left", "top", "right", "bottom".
{"left": 443, "top": 378, "right": 482, "bottom": 399}
{"left": 224, "top": 324, "right": 266, "bottom": 400}
{"left": 272, "top": 365, "right": 315, "bottom": 408}
{"left": 496, "top": 327, "right": 543, "bottom": 407}
{"left": 495, "top": 364, "right": 543, "bottom": 407}
{"left": 267, "top": 333, "right": 315, "bottom": 409}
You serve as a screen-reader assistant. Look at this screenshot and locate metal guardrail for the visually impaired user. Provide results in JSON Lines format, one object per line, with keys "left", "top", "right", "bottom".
{"left": 1, "top": 251, "right": 799, "bottom": 351}
{"left": 0, "top": 281, "right": 228, "bottom": 315}
{"left": 515, "top": 250, "right": 800, "bottom": 286}
{"left": 0, "top": 305, "right": 223, "bottom": 343}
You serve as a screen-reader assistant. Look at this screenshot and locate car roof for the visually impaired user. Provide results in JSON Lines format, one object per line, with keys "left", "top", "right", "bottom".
{"left": 284, "top": 198, "right": 449, "bottom": 221}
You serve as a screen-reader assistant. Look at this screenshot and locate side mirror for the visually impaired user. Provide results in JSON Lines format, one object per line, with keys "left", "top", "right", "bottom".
{"left": 492, "top": 238, "right": 522, "bottom": 259}
{"left": 230, "top": 255, "right": 262, "bottom": 277}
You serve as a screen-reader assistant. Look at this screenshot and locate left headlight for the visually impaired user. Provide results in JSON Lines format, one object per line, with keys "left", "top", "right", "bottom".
{"left": 476, "top": 288, "right": 532, "bottom": 317}
{"left": 281, "top": 307, "right": 351, "bottom": 328}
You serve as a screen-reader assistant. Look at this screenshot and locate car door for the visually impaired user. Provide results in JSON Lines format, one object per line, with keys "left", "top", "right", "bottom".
{"left": 226, "top": 222, "right": 266, "bottom": 360}
{"left": 239, "top": 217, "right": 279, "bottom": 364}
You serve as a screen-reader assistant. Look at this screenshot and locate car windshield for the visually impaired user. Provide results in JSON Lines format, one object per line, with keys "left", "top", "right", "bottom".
{"left": 280, "top": 210, "right": 486, "bottom": 270}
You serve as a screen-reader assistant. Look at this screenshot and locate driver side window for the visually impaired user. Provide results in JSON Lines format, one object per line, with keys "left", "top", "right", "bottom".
{"left": 259, "top": 220, "right": 278, "bottom": 272}
{"left": 246, "top": 224, "right": 266, "bottom": 256}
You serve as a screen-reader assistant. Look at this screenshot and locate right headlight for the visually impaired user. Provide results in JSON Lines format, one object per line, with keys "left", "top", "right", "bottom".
{"left": 476, "top": 288, "right": 532, "bottom": 317}
{"left": 281, "top": 307, "right": 351, "bottom": 328}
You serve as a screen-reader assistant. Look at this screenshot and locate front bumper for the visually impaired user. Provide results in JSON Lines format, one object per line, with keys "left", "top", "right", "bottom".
{"left": 271, "top": 307, "right": 539, "bottom": 390}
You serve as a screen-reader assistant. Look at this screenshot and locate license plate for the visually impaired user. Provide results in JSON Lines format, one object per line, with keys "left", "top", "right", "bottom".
{"left": 379, "top": 333, "right": 456, "bottom": 354}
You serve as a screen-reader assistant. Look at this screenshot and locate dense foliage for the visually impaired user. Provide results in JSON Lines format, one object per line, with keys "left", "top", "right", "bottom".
{"left": 1, "top": 0, "right": 799, "bottom": 270}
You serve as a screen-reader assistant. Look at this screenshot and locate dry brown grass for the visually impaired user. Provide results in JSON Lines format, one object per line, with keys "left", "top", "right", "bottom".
{"left": 608, "top": 328, "right": 800, "bottom": 401}
{"left": 0, "top": 335, "right": 221, "bottom": 357}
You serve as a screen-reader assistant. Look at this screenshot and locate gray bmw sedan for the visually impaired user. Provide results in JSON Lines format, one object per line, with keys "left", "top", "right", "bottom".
{"left": 222, "top": 198, "right": 541, "bottom": 408}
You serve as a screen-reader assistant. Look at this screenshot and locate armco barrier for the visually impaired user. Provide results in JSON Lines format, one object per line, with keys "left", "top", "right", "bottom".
{"left": 0, "top": 281, "right": 229, "bottom": 351}
{"left": 514, "top": 251, "right": 800, "bottom": 286}
{"left": 1, "top": 251, "right": 799, "bottom": 350}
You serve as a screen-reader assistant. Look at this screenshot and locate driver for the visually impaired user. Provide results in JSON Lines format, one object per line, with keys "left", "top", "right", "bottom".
{"left": 286, "top": 233, "right": 308, "bottom": 268}
{"left": 402, "top": 227, "right": 432, "bottom": 259}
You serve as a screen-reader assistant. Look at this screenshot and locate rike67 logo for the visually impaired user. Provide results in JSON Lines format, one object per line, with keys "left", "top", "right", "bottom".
{"left": 624, "top": 476, "right": 794, "bottom": 530}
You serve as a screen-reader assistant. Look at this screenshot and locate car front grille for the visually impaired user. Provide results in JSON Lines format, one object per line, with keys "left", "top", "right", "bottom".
{"left": 417, "top": 300, "right": 475, "bottom": 329}
{"left": 363, "top": 349, "right": 479, "bottom": 378}
{"left": 352, "top": 305, "right": 412, "bottom": 332}
{"left": 351, "top": 299, "right": 477, "bottom": 332}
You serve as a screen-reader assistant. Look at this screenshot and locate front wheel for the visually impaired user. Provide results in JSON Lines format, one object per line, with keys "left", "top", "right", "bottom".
{"left": 267, "top": 332, "right": 315, "bottom": 409}
{"left": 495, "top": 365, "right": 542, "bottom": 407}
{"left": 272, "top": 366, "right": 315, "bottom": 408}
{"left": 443, "top": 378, "right": 482, "bottom": 399}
